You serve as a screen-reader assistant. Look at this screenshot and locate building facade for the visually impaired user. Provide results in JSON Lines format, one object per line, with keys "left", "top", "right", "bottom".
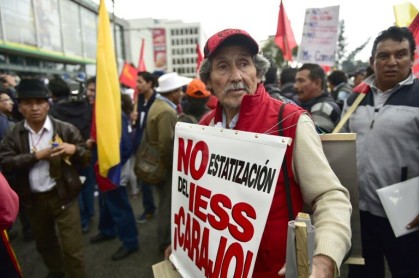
{"left": 127, "top": 18, "right": 202, "bottom": 78}
{"left": 0, "top": 0, "right": 129, "bottom": 77}
{"left": 0, "top": 0, "right": 202, "bottom": 79}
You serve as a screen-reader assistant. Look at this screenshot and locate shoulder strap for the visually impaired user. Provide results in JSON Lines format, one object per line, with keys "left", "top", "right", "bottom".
{"left": 278, "top": 103, "right": 294, "bottom": 221}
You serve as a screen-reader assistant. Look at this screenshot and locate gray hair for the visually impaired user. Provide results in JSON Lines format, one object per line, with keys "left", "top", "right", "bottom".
{"left": 199, "top": 54, "right": 270, "bottom": 85}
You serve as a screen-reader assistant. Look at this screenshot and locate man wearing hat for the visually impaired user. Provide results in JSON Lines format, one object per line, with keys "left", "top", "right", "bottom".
{"left": 0, "top": 78, "right": 90, "bottom": 278}
{"left": 198, "top": 29, "right": 351, "bottom": 277}
{"left": 137, "top": 72, "right": 190, "bottom": 252}
{"left": 178, "top": 78, "right": 211, "bottom": 123}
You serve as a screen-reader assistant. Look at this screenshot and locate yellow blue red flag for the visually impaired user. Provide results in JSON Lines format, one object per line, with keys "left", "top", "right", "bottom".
{"left": 393, "top": 2, "right": 418, "bottom": 27}
{"left": 95, "top": 0, "right": 121, "bottom": 190}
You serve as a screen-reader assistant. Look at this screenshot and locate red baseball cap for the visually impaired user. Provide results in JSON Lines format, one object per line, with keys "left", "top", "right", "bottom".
{"left": 203, "top": 29, "right": 259, "bottom": 58}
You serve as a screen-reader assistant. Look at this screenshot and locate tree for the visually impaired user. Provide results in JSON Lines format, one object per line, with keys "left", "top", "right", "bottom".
{"left": 335, "top": 19, "right": 370, "bottom": 73}
{"left": 341, "top": 38, "right": 371, "bottom": 73}
{"left": 336, "top": 20, "right": 347, "bottom": 67}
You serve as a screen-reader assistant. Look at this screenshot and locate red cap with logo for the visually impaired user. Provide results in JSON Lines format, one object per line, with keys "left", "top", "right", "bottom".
{"left": 203, "top": 29, "right": 259, "bottom": 58}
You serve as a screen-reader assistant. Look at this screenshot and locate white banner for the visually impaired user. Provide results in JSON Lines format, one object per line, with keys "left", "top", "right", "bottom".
{"left": 297, "top": 5, "right": 340, "bottom": 66}
{"left": 170, "top": 123, "right": 291, "bottom": 278}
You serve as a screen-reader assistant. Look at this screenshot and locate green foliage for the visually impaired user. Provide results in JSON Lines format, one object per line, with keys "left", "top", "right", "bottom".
{"left": 336, "top": 20, "right": 370, "bottom": 73}
{"left": 336, "top": 20, "right": 347, "bottom": 67}
{"left": 261, "top": 36, "right": 298, "bottom": 70}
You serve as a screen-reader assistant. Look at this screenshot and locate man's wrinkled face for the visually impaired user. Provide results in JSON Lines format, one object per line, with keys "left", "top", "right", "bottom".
{"left": 294, "top": 69, "right": 321, "bottom": 103}
{"left": 206, "top": 45, "right": 260, "bottom": 110}
{"left": 371, "top": 39, "right": 413, "bottom": 91}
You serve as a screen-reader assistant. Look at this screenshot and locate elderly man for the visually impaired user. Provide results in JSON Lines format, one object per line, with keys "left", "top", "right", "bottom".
{"left": 0, "top": 79, "right": 90, "bottom": 278}
{"left": 294, "top": 63, "right": 341, "bottom": 133}
{"left": 199, "top": 29, "right": 351, "bottom": 278}
{"left": 342, "top": 26, "right": 419, "bottom": 277}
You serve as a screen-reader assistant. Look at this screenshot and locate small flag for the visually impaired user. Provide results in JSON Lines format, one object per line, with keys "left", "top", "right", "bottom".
{"left": 196, "top": 44, "right": 203, "bottom": 73}
{"left": 274, "top": 0, "right": 297, "bottom": 61}
{"left": 119, "top": 63, "right": 137, "bottom": 89}
{"left": 394, "top": 2, "right": 418, "bottom": 27}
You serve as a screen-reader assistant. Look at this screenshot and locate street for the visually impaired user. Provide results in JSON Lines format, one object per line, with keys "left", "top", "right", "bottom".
{"left": 9, "top": 190, "right": 388, "bottom": 278}
{"left": 10, "top": 191, "right": 164, "bottom": 278}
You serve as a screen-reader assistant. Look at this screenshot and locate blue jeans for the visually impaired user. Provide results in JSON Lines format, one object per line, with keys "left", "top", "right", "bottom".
{"left": 140, "top": 182, "right": 156, "bottom": 214}
{"left": 98, "top": 186, "right": 139, "bottom": 250}
{"left": 78, "top": 164, "right": 95, "bottom": 228}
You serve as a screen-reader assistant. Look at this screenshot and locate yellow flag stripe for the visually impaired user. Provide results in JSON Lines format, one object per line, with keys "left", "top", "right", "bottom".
{"left": 393, "top": 2, "right": 419, "bottom": 27}
{"left": 96, "top": 0, "right": 121, "bottom": 177}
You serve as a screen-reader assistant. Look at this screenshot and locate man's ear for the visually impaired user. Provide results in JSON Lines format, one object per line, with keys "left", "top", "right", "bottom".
{"left": 314, "top": 78, "right": 322, "bottom": 89}
{"left": 369, "top": 56, "right": 374, "bottom": 68}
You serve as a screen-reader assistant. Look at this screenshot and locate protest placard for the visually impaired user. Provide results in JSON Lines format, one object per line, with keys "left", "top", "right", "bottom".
{"left": 169, "top": 122, "right": 291, "bottom": 278}
{"left": 297, "top": 5, "right": 340, "bottom": 66}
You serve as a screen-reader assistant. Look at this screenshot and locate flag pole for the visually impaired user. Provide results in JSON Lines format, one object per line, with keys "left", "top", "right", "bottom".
{"left": 112, "top": 0, "right": 118, "bottom": 62}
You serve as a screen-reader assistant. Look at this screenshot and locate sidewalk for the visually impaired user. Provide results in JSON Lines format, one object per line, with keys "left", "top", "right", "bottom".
{"left": 10, "top": 193, "right": 164, "bottom": 278}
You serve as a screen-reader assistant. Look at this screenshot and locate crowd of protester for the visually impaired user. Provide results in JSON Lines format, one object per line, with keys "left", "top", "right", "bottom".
{"left": 0, "top": 25, "right": 418, "bottom": 278}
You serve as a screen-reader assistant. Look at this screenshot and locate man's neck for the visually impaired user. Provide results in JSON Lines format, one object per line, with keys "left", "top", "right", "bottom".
{"left": 143, "top": 89, "right": 154, "bottom": 101}
{"left": 302, "top": 90, "right": 324, "bottom": 104}
{"left": 26, "top": 120, "right": 46, "bottom": 133}
{"left": 224, "top": 107, "right": 239, "bottom": 128}
{"left": 375, "top": 80, "right": 398, "bottom": 92}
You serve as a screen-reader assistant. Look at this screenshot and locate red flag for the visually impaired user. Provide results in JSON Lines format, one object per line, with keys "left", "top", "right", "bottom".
{"left": 321, "top": 65, "right": 331, "bottom": 74}
{"left": 353, "top": 82, "right": 370, "bottom": 94}
{"left": 138, "top": 38, "right": 147, "bottom": 71}
{"left": 274, "top": 0, "right": 297, "bottom": 61}
{"left": 119, "top": 63, "right": 137, "bottom": 89}
{"left": 196, "top": 43, "right": 203, "bottom": 73}
{"left": 408, "top": 13, "right": 419, "bottom": 77}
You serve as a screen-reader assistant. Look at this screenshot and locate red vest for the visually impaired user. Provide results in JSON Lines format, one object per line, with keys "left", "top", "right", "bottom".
{"left": 200, "top": 85, "right": 304, "bottom": 277}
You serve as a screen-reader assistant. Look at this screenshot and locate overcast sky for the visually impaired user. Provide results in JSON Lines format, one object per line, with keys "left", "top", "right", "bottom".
{"left": 105, "top": 0, "right": 418, "bottom": 61}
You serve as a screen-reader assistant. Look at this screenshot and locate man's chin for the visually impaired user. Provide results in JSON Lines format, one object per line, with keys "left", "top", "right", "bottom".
{"left": 221, "top": 100, "right": 241, "bottom": 110}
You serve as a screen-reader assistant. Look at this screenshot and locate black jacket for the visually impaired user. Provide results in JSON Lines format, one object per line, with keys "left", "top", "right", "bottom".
{"left": 0, "top": 117, "right": 91, "bottom": 207}
{"left": 300, "top": 92, "right": 341, "bottom": 133}
{"left": 49, "top": 98, "right": 92, "bottom": 140}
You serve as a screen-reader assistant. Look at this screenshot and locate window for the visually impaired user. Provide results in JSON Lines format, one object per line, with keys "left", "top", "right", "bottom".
{"left": 2, "top": 0, "right": 37, "bottom": 45}
{"left": 80, "top": 7, "right": 97, "bottom": 59}
{"left": 60, "top": 0, "right": 83, "bottom": 56}
{"left": 34, "top": 0, "right": 62, "bottom": 51}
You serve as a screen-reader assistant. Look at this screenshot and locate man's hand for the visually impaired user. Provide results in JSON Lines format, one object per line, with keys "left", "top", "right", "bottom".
{"left": 278, "top": 255, "right": 335, "bottom": 277}
{"left": 86, "top": 138, "right": 95, "bottom": 149}
{"left": 51, "top": 143, "right": 76, "bottom": 157}
{"left": 164, "top": 245, "right": 172, "bottom": 260}
{"left": 35, "top": 148, "right": 53, "bottom": 160}
{"left": 407, "top": 214, "right": 419, "bottom": 229}
{"left": 131, "top": 111, "right": 138, "bottom": 122}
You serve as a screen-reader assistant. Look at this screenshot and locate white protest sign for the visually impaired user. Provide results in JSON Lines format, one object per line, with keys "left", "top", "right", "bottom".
{"left": 170, "top": 123, "right": 291, "bottom": 278}
{"left": 297, "top": 5, "right": 340, "bottom": 66}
